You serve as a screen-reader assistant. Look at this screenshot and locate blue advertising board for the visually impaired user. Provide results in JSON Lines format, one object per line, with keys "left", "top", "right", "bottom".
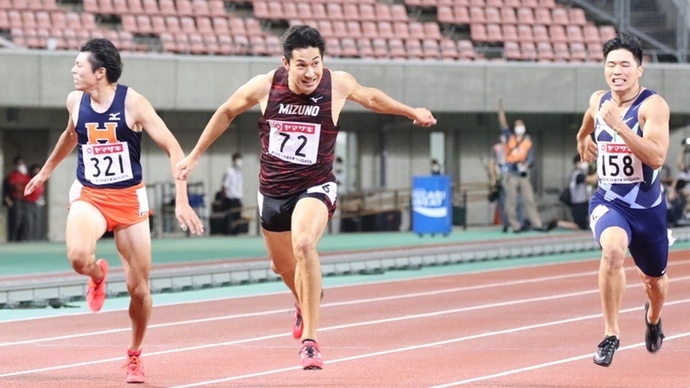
{"left": 411, "top": 175, "right": 452, "bottom": 236}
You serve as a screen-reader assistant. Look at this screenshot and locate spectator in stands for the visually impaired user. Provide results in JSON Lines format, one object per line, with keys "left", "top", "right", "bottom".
{"left": 23, "top": 163, "right": 46, "bottom": 240}
{"left": 23, "top": 38, "right": 203, "bottom": 384}
{"left": 498, "top": 99, "right": 553, "bottom": 233}
{"left": 175, "top": 25, "right": 437, "bottom": 370}
{"left": 222, "top": 152, "right": 244, "bottom": 235}
{"left": 577, "top": 33, "right": 670, "bottom": 368}
{"left": 4, "top": 155, "right": 30, "bottom": 241}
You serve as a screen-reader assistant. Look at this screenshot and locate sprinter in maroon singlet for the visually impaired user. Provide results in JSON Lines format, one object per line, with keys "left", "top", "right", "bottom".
{"left": 177, "top": 25, "right": 437, "bottom": 370}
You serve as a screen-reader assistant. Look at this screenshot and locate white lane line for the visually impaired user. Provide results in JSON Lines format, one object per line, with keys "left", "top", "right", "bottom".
{"left": 168, "top": 299, "right": 690, "bottom": 388}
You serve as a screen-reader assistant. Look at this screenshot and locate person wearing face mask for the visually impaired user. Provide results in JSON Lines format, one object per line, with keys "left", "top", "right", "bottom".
{"left": 4, "top": 155, "right": 31, "bottom": 241}
{"left": 222, "top": 152, "right": 244, "bottom": 235}
{"left": 430, "top": 159, "right": 442, "bottom": 175}
{"left": 498, "top": 100, "right": 553, "bottom": 233}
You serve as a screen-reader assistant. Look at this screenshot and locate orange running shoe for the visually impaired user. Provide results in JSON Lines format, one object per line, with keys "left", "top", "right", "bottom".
{"left": 86, "top": 259, "right": 108, "bottom": 312}
{"left": 124, "top": 349, "right": 145, "bottom": 384}
{"left": 292, "top": 303, "right": 303, "bottom": 339}
{"left": 299, "top": 340, "right": 323, "bottom": 370}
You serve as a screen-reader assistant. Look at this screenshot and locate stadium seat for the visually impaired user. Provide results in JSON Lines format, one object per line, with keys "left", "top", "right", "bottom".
{"left": 361, "top": 20, "right": 377, "bottom": 38}
{"left": 180, "top": 16, "right": 196, "bottom": 34}
{"left": 245, "top": 17, "right": 263, "bottom": 36}
{"left": 532, "top": 24, "right": 549, "bottom": 43}
{"left": 346, "top": 20, "right": 362, "bottom": 39}
{"left": 388, "top": 38, "right": 406, "bottom": 59}
{"left": 439, "top": 38, "right": 459, "bottom": 60}
{"left": 534, "top": 7, "right": 551, "bottom": 25}
{"left": 569, "top": 8, "right": 587, "bottom": 26}
{"left": 372, "top": 37, "right": 388, "bottom": 58}
{"left": 165, "top": 15, "right": 180, "bottom": 32}
{"left": 503, "top": 41, "right": 521, "bottom": 61}
{"left": 343, "top": 3, "right": 359, "bottom": 20}
{"left": 520, "top": 41, "right": 537, "bottom": 61}
{"left": 228, "top": 16, "right": 245, "bottom": 35}
{"left": 501, "top": 24, "right": 518, "bottom": 41}
{"left": 252, "top": 1, "right": 269, "bottom": 19}
{"left": 326, "top": 37, "right": 341, "bottom": 57}
{"left": 486, "top": 0, "right": 503, "bottom": 6}
{"left": 266, "top": 2, "right": 281, "bottom": 21}
{"left": 83, "top": 0, "right": 98, "bottom": 13}
{"left": 536, "top": 41, "right": 554, "bottom": 61}
{"left": 378, "top": 21, "right": 394, "bottom": 39}
{"left": 202, "top": 33, "right": 220, "bottom": 54}
{"left": 159, "top": 0, "right": 176, "bottom": 16}
{"left": 582, "top": 23, "right": 601, "bottom": 44}
{"left": 551, "top": 7, "right": 568, "bottom": 25}
{"left": 586, "top": 42, "right": 603, "bottom": 61}
{"left": 569, "top": 41, "right": 587, "bottom": 61}
{"left": 357, "top": 37, "right": 375, "bottom": 58}
{"left": 316, "top": 19, "right": 334, "bottom": 39}
{"left": 327, "top": 3, "right": 344, "bottom": 21}
{"left": 390, "top": 4, "right": 408, "bottom": 21}
{"left": 517, "top": 7, "right": 535, "bottom": 25}
{"left": 500, "top": 7, "right": 517, "bottom": 25}
{"left": 49, "top": 10, "right": 66, "bottom": 29}
{"left": 332, "top": 20, "right": 347, "bottom": 38}
{"left": 405, "top": 38, "right": 423, "bottom": 59}
{"left": 80, "top": 13, "right": 98, "bottom": 30}
{"left": 339, "top": 37, "right": 359, "bottom": 57}
{"left": 393, "top": 21, "right": 410, "bottom": 39}
{"left": 233, "top": 34, "right": 249, "bottom": 55}
{"left": 468, "top": 7, "right": 485, "bottom": 24}
{"left": 486, "top": 24, "right": 502, "bottom": 43}
{"left": 142, "top": 0, "right": 159, "bottom": 15}
{"left": 191, "top": 0, "right": 210, "bottom": 17}
{"left": 436, "top": 6, "right": 453, "bottom": 24}
{"left": 485, "top": 7, "right": 500, "bottom": 24}
{"left": 453, "top": 6, "right": 470, "bottom": 25}
{"left": 19, "top": 9, "right": 35, "bottom": 28}
{"left": 552, "top": 41, "right": 569, "bottom": 61}
{"left": 98, "top": 0, "right": 115, "bottom": 15}
{"left": 264, "top": 34, "right": 281, "bottom": 56}
{"left": 311, "top": 3, "right": 327, "bottom": 20}
{"left": 517, "top": 24, "right": 534, "bottom": 43}
{"left": 175, "top": 0, "right": 193, "bottom": 16}
{"left": 188, "top": 32, "right": 206, "bottom": 54}
{"left": 469, "top": 23, "right": 487, "bottom": 43}
{"left": 423, "top": 22, "right": 442, "bottom": 40}
{"left": 211, "top": 16, "right": 229, "bottom": 35}
{"left": 127, "top": 0, "right": 144, "bottom": 15}
{"left": 538, "top": 0, "right": 556, "bottom": 8}
{"left": 216, "top": 33, "right": 233, "bottom": 55}
{"left": 136, "top": 15, "right": 153, "bottom": 34}
{"left": 196, "top": 16, "right": 213, "bottom": 34}
{"left": 457, "top": 39, "right": 475, "bottom": 60}
{"left": 282, "top": 2, "right": 298, "bottom": 20}
{"left": 422, "top": 38, "right": 440, "bottom": 60}
{"left": 374, "top": 3, "right": 392, "bottom": 22}
{"left": 358, "top": 3, "right": 376, "bottom": 22}
{"left": 549, "top": 24, "right": 567, "bottom": 43}
{"left": 209, "top": 0, "right": 225, "bottom": 16}
{"left": 121, "top": 14, "right": 137, "bottom": 33}
{"left": 599, "top": 25, "right": 616, "bottom": 41}
{"left": 566, "top": 25, "right": 584, "bottom": 43}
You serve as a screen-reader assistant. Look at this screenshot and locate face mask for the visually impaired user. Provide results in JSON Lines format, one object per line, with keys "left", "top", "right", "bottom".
{"left": 514, "top": 126, "right": 526, "bottom": 136}
{"left": 234, "top": 159, "right": 243, "bottom": 168}
{"left": 17, "top": 164, "right": 28, "bottom": 175}
{"left": 578, "top": 162, "right": 589, "bottom": 171}
{"left": 432, "top": 164, "right": 441, "bottom": 172}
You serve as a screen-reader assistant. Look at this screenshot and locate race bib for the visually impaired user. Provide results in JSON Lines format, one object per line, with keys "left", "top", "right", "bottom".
{"left": 267, "top": 119, "right": 321, "bottom": 165}
{"left": 597, "top": 141, "right": 643, "bottom": 184}
{"left": 81, "top": 141, "right": 134, "bottom": 185}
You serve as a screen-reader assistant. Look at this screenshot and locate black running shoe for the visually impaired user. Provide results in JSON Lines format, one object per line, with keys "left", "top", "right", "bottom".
{"left": 644, "top": 302, "right": 665, "bottom": 353}
{"left": 593, "top": 335, "right": 620, "bottom": 367}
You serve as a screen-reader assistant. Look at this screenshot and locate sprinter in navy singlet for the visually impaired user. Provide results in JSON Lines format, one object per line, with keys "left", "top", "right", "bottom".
{"left": 24, "top": 38, "right": 203, "bottom": 383}
{"left": 575, "top": 33, "right": 670, "bottom": 368}
{"left": 177, "top": 25, "right": 437, "bottom": 369}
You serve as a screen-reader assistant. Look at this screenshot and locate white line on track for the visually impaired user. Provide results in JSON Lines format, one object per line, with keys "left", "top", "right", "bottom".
{"left": 1, "top": 274, "right": 689, "bottom": 381}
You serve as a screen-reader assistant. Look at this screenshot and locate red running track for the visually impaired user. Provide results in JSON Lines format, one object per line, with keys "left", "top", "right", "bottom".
{"left": 1, "top": 251, "right": 689, "bottom": 387}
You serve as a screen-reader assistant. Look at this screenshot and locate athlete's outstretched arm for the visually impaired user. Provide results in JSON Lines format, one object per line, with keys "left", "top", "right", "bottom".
{"left": 128, "top": 89, "right": 204, "bottom": 235}
{"left": 176, "top": 72, "right": 273, "bottom": 180}
{"left": 25, "top": 92, "right": 80, "bottom": 196}
{"left": 333, "top": 71, "right": 436, "bottom": 127}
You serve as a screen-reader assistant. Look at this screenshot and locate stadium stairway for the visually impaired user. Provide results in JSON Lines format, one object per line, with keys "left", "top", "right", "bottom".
{"left": 2, "top": 227, "right": 690, "bottom": 309}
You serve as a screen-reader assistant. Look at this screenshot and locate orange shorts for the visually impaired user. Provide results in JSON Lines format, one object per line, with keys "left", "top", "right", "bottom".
{"left": 69, "top": 181, "right": 150, "bottom": 232}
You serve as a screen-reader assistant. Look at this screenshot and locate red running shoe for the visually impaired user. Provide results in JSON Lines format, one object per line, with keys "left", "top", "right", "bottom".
{"left": 124, "top": 349, "right": 145, "bottom": 384}
{"left": 299, "top": 340, "right": 323, "bottom": 370}
{"left": 293, "top": 303, "right": 303, "bottom": 339}
{"left": 86, "top": 259, "right": 108, "bottom": 312}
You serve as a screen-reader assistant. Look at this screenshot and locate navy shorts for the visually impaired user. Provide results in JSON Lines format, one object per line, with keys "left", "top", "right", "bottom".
{"left": 258, "top": 182, "right": 337, "bottom": 232}
{"left": 589, "top": 192, "right": 669, "bottom": 277}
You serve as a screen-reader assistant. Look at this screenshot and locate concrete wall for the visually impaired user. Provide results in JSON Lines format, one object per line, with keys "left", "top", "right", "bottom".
{"left": 3, "top": 51, "right": 690, "bottom": 240}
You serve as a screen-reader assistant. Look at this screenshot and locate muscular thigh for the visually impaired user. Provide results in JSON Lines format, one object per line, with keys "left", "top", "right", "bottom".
{"left": 628, "top": 204, "right": 669, "bottom": 277}
{"left": 114, "top": 220, "right": 151, "bottom": 278}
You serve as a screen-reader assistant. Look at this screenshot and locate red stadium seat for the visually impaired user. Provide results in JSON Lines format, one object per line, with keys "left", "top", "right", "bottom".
{"left": 439, "top": 38, "right": 459, "bottom": 60}
{"left": 503, "top": 41, "right": 521, "bottom": 61}
{"left": 357, "top": 37, "right": 374, "bottom": 58}
{"left": 388, "top": 38, "right": 407, "bottom": 59}
{"left": 457, "top": 39, "right": 475, "bottom": 60}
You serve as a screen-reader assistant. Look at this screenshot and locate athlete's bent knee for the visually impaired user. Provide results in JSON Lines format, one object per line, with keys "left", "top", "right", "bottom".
{"left": 292, "top": 234, "right": 317, "bottom": 260}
